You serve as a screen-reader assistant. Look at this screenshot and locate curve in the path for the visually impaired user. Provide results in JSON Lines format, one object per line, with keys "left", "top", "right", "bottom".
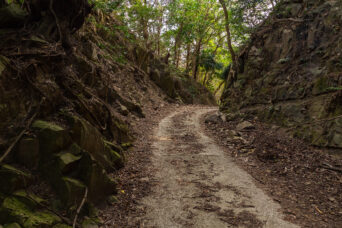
{"left": 135, "top": 106, "right": 299, "bottom": 228}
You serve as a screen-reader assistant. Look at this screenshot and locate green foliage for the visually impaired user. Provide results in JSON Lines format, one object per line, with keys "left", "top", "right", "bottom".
{"left": 199, "top": 50, "right": 223, "bottom": 72}
{"left": 88, "top": 0, "right": 277, "bottom": 92}
{"left": 91, "top": 0, "right": 124, "bottom": 12}
{"left": 220, "top": 64, "right": 231, "bottom": 80}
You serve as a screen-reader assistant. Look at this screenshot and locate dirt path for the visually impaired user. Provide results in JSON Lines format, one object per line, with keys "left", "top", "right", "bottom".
{"left": 132, "top": 106, "right": 298, "bottom": 228}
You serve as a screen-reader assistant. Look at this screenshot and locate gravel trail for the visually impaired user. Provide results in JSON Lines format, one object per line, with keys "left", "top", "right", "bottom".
{"left": 134, "top": 106, "right": 299, "bottom": 228}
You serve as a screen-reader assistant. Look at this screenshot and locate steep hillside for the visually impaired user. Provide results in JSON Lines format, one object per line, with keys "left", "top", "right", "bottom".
{"left": 0, "top": 2, "right": 214, "bottom": 227}
{"left": 221, "top": 0, "right": 342, "bottom": 150}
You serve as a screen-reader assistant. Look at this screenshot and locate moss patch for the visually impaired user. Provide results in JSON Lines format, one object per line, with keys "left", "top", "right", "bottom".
{"left": 0, "top": 196, "right": 61, "bottom": 227}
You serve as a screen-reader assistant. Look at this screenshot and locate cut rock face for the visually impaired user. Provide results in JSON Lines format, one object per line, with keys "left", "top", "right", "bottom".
{"left": 11, "top": 118, "right": 121, "bottom": 209}
{"left": 32, "top": 120, "right": 72, "bottom": 161}
{"left": 68, "top": 116, "right": 115, "bottom": 172}
{"left": 78, "top": 154, "right": 117, "bottom": 203}
{"left": 219, "top": 0, "right": 342, "bottom": 151}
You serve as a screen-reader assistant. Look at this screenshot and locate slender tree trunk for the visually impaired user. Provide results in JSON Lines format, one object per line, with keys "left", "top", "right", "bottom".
{"left": 185, "top": 43, "right": 191, "bottom": 73}
{"left": 192, "top": 38, "right": 202, "bottom": 80}
{"left": 141, "top": 0, "right": 149, "bottom": 47}
{"left": 270, "top": 0, "right": 275, "bottom": 9}
{"left": 219, "top": 0, "right": 237, "bottom": 69}
{"left": 175, "top": 43, "right": 183, "bottom": 67}
{"left": 203, "top": 71, "right": 210, "bottom": 85}
{"left": 156, "top": 4, "right": 163, "bottom": 55}
{"left": 214, "top": 80, "right": 225, "bottom": 96}
{"left": 174, "top": 22, "right": 184, "bottom": 67}
{"left": 219, "top": 0, "right": 239, "bottom": 90}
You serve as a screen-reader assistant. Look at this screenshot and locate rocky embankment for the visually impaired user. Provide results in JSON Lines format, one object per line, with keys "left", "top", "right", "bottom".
{"left": 0, "top": 2, "right": 215, "bottom": 227}
{"left": 221, "top": 0, "right": 342, "bottom": 150}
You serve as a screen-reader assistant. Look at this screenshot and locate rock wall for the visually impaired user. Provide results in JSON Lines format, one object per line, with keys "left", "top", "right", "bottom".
{"left": 220, "top": 0, "right": 342, "bottom": 150}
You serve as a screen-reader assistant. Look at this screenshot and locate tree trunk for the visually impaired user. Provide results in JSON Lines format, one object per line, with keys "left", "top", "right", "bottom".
{"left": 214, "top": 80, "right": 225, "bottom": 96}
{"left": 185, "top": 43, "right": 191, "bottom": 73}
{"left": 219, "top": 0, "right": 237, "bottom": 69}
{"left": 174, "top": 22, "right": 184, "bottom": 67}
{"left": 203, "top": 71, "right": 210, "bottom": 85}
{"left": 156, "top": 3, "right": 163, "bottom": 55}
{"left": 141, "top": 0, "right": 149, "bottom": 47}
{"left": 270, "top": 0, "right": 275, "bottom": 9}
{"left": 219, "top": 0, "right": 238, "bottom": 89}
{"left": 192, "top": 38, "right": 202, "bottom": 80}
{"left": 175, "top": 43, "right": 182, "bottom": 68}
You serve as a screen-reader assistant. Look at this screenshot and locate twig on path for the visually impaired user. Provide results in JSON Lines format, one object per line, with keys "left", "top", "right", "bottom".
{"left": 320, "top": 163, "right": 342, "bottom": 174}
{"left": 73, "top": 187, "right": 88, "bottom": 228}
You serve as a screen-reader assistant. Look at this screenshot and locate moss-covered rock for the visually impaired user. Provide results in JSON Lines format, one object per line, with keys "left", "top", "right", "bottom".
{"left": 81, "top": 218, "right": 98, "bottom": 228}
{"left": 68, "top": 116, "right": 114, "bottom": 172}
{"left": 0, "top": 196, "right": 61, "bottom": 227}
{"left": 55, "top": 152, "right": 82, "bottom": 174}
{"left": 64, "top": 143, "right": 83, "bottom": 156}
{"left": 12, "top": 190, "right": 45, "bottom": 210}
{"left": 103, "top": 140, "right": 123, "bottom": 156}
{"left": 79, "top": 154, "right": 116, "bottom": 203}
{"left": 0, "top": 165, "right": 32, "bottom": 194}
{"left": 3, "top": 223, "right": 21, "bottom": 228}
{"left": 32, "top": 120, "right": 71, "bottom": 161}
{"left": 58, "top": 177, "right": 86, "bottom": 207}
{"left": 104, "top": 143, "right": 124, "bottom": 169}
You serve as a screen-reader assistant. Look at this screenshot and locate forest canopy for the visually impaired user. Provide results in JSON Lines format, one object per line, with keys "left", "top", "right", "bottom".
{"left": 90, "top": 0, "right": 278, "bottom": 94}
